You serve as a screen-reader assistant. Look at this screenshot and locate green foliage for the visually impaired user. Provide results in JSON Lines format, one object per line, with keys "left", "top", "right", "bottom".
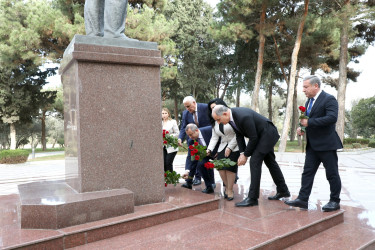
{"left": 163, "top": 0, "right": 218, "bottom": 102}
{"left": 351, "top": 96, "right": 375, "bottom": 138}
{"left": 205, "top": 158, "right": 236, "bottom": 170}
{"left": 57, "top": 138, "right": 65, "bottom": 148}
{"left": 368, "top": 141, "right": 375, "bottom": 148}
{"left": 343, "top": 138, "right": 370, "bottom": 145}
{"left": 0, "top": 149, "right": 29, "bottom": 164}
{"left": 352, "top": 143, "right": 362, "bottom": 149}
{"left": 164, "top": 170, "right": 180, "bottom": 186}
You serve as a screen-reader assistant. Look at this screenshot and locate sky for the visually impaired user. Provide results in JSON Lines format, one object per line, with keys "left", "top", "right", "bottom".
{"left": 46, "top": 0, "right": 375, "bottom": 111}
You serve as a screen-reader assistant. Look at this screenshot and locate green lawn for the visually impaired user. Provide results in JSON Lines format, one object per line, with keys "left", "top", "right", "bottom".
{"left": 23, "top": 147, "right": 65, "bottom": 153}
{"left": 28, "top": 153, "right": 65, "bottom": 161}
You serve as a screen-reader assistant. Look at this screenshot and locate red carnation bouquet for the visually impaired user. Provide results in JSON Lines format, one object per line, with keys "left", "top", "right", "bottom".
{"left": 204, "top": 158, "right": 236, "bottom": 170}
{"left": 163, "top": 129, "right": 178, "bottom": 149}
{"left": 298, "top": 106, "right": 309, "bottom": 132}
{"left": 189, "top": 141, "right": 207, "bottom": 161}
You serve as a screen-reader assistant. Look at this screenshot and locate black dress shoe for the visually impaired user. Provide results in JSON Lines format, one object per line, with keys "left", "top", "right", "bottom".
{"left": 202, "top": 186, "right": 214, "bottom": 194}
{"left": 192, "top": 179, "right": 201, "bottom": 186}
{"left": 181, "top": 182, "right": 192, "bottom": 189}
{"left": 322, "top": 201, "right": 340, "bottom": 212}
{"left": 284, "top": 198, "right": 308, "bottom": 209}
{"left": 268, "top": 192, "right": 291, "bottom": 200}
{"left": 235, "top": 197, "right": 258, "bottom": 207}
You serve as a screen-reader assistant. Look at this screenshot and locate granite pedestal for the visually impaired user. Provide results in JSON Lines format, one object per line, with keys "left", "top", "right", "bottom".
{"left": 18, "top": 35, "right": 165, "bottom": 229}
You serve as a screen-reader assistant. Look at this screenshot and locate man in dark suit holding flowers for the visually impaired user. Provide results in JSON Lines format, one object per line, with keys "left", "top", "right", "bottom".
{"left": 181, "top": 124, "right": 216, "bottom": 194}
{"left": 178, "top": 96, "right": 212, "bottom": 186}
{"left": 285, "top": 75, "right": 343, "bottom": 212}
{"left": 212, "top": 105, "right": 290, "bottom": 207}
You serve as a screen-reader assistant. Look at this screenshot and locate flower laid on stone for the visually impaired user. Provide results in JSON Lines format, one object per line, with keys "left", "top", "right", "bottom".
{"left": 189, "top": 141, "right": 207, "bottom": 161}
{"left": 164, "top": 170, "right": 181, "bottom": 186}
{"left": 298, "top": 106, "right": 309, "bottom": 132}
{"left": 163, "top": 130, "right": 178, "bottom": 149}
{"left": 204, "top": 158, "right": 236, "bottom": 170}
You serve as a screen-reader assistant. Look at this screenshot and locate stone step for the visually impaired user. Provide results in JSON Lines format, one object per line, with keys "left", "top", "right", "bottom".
{"left": 286, "top": 205, "right": 375, "bottom": 250}
{"left": 66, "top": 187, "right": 345, "bottom": 249}
{"left": 0, "top": 185, "right": 351, "bottom": 249}
{"left": 0, "top": 186, "right": 219, "bottom": 249}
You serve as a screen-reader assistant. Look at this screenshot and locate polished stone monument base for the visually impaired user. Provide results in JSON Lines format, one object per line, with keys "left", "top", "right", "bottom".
{"left": 19, "top": 180, "right": 134, "bottom": 229}
{"left": 18, "top": 35, "right": 165, "bottom": 229}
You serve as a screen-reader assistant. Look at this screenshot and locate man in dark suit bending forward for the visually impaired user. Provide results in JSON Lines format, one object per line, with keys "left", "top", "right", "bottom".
{"left": 285, "top": 75, "right": 342, "bottom": 212}
{"left": 212, "top": 105, "right": 290, "bottom": 207}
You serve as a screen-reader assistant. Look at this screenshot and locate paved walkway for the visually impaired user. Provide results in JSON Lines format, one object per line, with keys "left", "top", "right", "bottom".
{"left": 1, "top": 150, "right": 374, "bottom": 213}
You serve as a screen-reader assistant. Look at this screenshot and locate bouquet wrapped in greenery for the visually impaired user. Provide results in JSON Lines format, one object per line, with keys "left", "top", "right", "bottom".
{"left": 204, "top": 158, "right": 236, "bottom": 170}
{"left": 164, "top": 170, "right": 181, "bottom": 186}
{"left": 163, "top": 130, "right": 178, "bottom": 149}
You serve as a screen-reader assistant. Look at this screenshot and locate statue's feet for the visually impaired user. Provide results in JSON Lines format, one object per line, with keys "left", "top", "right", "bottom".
{"left": 106, "top": 33, "right": 138, "bottom": 41}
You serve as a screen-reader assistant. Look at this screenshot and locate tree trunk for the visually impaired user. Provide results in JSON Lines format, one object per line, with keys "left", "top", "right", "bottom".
{"left": 220, "top": 79, "right": 231, "bottom": 99}
{"left": 272, "top": 35, "right": 288, "bottom": 83}
{"left": 290, "top": 85, "right": 298, "bottom": 142}
{"left": 268, "top": 82, "right": 273, "bottom": 121}
{"left": 279, "top": 0, "right": 309, "bottom": 153}
{"left": 10, "top": 123, "right": 16, "bottom": 150}
{"left": 251, "top": 2, "right": 267, "bottom": 112}
{"left": 290, "top": 70, "right": 300, "bottom": 142}
{"left": 173, "top": 95, "right": 179, "bottom": 123}
{"left": 236, "top": 84, "right": 241, "bottom": 107}
{"left": 41, "top": 110, "right": 47, "bottom": 151}
{"left": 336, "top": 0, "right": 350, "bottom": 143}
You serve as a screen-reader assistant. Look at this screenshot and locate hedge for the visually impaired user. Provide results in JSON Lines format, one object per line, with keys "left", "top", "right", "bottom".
{"left": 0, "top": 149, "right": 29, "bottom": 164}
{"left": 369, "top": 141, "right": 375, "bottom": 148}
{"left": 343, "top": 138, "right": 370, "bottom": 145}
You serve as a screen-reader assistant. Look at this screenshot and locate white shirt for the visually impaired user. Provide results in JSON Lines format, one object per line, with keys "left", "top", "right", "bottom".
{"left": 198, "top": 131, "right": 206, "bottom": 146}
{"left": 309, "top": 89, "right": 322, "bottom": 109}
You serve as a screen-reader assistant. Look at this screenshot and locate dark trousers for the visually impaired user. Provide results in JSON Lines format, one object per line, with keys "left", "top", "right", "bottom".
{"left": 298, "top": 145, "right": 341, "bottom": 203}
{"left": 163, "top": 147, "right": 177, "bottom": 172}
{"left": 185, "top": 138, "right": 202, "bottom": 180}
{"left": 187, "top": 157, "right": 214, "bottom": 188}
{"left": 248, "top": 149, "right": 289, "bottom": 200}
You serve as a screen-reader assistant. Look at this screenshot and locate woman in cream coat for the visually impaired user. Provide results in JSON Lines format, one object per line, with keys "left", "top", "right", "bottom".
{"left": 206, "top": 99, "right": 240, "bottom": 201}
{"left": 162, "top": 108, "right": 179, "bottom": 172}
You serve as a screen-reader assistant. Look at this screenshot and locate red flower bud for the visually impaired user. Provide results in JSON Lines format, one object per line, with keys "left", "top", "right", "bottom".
{"left": 299, "top": 106, "right": 306, "bottom": 112}
{"left": 189, "top": 145, "right": 194, "bottom": 150}
{"left": 194, "top": 141, "right": 199, "bottom": 146}
{"left": 193, "top": 148, "right": 198, "bottom": 154}
{"left": 166, "top": 131, "right": 169, "bottom": 134}
{"left": 191, "top": 151, "right": 196, "bottom": 156}
{"left": 163, "top": 140, "right": 167, "bottom": 144}
{"left": 195, "top": 155, "right": 200, "bottom": 161}
{"left": 164, "top": 173, "right": 167, "bottom": 177}
{"left": 165, "top": 183, "right": 167, "bottom": 187}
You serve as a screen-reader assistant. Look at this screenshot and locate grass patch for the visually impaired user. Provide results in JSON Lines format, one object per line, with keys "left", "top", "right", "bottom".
{"left": 28, "top": 153, "right": 65, "bottom": 161}
{"left": 23, "top": 147, "right": 65, "bottom": 153}
{"left": 0, "top": 149, "right": 29, "bottom": 164}
{"left": 274, "top": 140, "right": 305, "bottom": 152}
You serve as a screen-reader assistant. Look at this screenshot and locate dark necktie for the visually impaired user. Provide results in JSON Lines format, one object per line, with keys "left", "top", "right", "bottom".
{"left": 219, "top": 123, "right": 224, "bottom": 134}
{"left": 229, "top": 121, "right": 238, "bottom": 131}
{"left": 306, "top": 98, "right": 314, "bottom": 116}
{"left": 193, "top": 111, "right": 199, "bottom": 126}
